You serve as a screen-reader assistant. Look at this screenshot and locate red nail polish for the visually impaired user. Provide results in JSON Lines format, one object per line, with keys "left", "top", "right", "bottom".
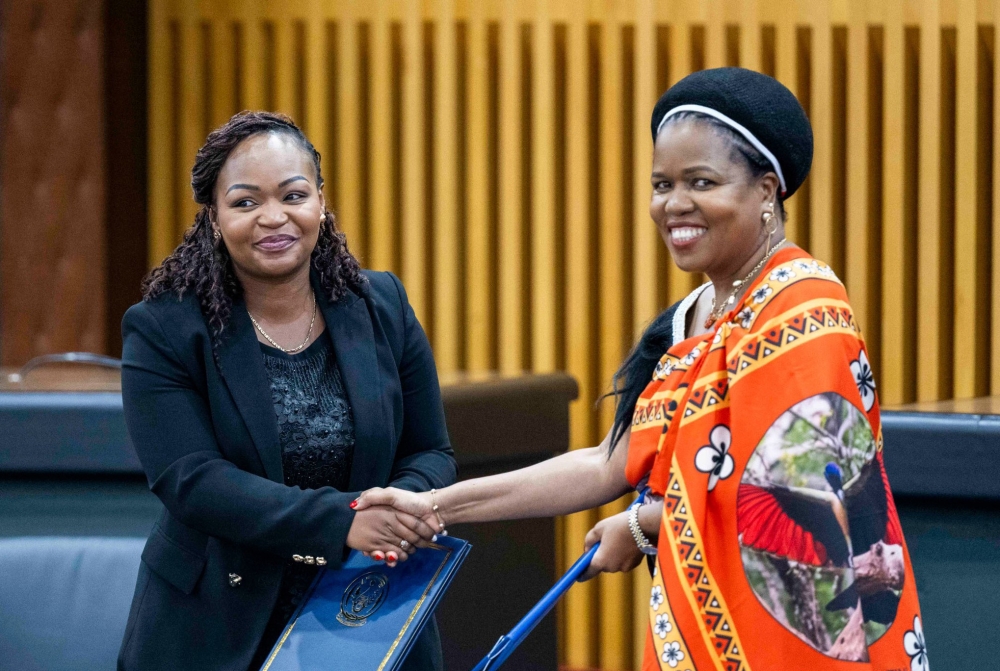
{"left": 387, "top": 552, "right": 398, "bottom": 562}
{"left": 349, "top": 499, "right": 358, "bottom": 509}
{"left": 373, "top": 552, "right": 384, "bottom": 561}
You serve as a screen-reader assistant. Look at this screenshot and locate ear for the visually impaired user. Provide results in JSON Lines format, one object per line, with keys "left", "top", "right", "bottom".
{"left": 317, "top": 187, "right": 326, "bottom": 215}
{"left": 758, "top": 173, "right": 780, "bottom": 207}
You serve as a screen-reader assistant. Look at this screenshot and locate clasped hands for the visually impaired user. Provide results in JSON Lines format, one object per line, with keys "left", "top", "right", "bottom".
{"left": 345, "top": 489, "right": 438, "bottom": 568}
{"left": 349, "top": 487, "right": 646, "bottom": 579}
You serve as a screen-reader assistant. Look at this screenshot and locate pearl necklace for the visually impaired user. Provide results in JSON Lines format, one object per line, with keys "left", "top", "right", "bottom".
{"left": 705, "top": 238, "right": 787, "bottom": 329}
{"left": 248, "top": 293, "right": 318, "bottom": 354}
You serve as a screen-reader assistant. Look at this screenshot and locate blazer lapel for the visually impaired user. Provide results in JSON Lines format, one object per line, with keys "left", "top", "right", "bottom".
{"left": 216, "top": 299, "right": 284, "bottom": 482}
{"left": 320, "top": 285, "right": 388, "bottom": 491}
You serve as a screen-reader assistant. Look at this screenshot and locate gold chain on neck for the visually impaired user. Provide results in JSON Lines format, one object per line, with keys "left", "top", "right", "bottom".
{"left": 705, "top": 237, "right": 787, "bottom": 329}
{"left": 248, "top": 293, "right": 318, "bottom": 354}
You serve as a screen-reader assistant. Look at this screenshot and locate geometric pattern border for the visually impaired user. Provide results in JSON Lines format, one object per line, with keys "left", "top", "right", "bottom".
{"left": 663, "top": 456, "right": 752, "bottom": 671}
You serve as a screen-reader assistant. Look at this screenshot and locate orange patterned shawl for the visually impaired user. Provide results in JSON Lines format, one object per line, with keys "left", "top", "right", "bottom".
{"left": 626, "top": 247, "right": 927, "bottom": 671}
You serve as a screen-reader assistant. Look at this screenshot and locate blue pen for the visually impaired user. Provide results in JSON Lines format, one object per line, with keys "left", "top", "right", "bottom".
{"left": 471, "top": 494, "right": 648, "bottom": 671}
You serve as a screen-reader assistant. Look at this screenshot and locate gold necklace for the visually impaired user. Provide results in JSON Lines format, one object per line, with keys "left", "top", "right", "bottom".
{"left": 705, "top": 237, "right": 787, "bottom": 329}
{"left": 248, "top": 293, "right": 318, "bottom": 354}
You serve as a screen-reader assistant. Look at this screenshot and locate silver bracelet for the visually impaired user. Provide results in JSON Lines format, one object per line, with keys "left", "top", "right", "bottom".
{"left": 628, "top": 504, "right": 657, "bottom": 555}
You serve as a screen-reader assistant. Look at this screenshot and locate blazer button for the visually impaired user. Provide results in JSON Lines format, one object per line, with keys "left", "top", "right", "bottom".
{"left": 292, "top": 554, "right": 304, "bottom": 563}
{"left": 316, "top": 557, "right": 327, "bottom": 566}
{"left": 228, "top": 573, "right": 242, "bottom": 588}
{"left": 304, "top": 556, "right": 316, "bottom": 565}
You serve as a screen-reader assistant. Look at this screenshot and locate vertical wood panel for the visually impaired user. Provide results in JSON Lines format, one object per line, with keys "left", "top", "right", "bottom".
{"left": 368, "top": 5, "right": 395, "bottom": 272}
{"left": 273, "top": 19, "right": 297, "bottom": 118}
{"left": 953, "top": 0, "right": 989, "bottom": 397}
{"left": 401, "top": 0, "right": 428, "bottom": 325}
{"left": 238, "top": 10, "right": 266, "bottom": 110}
{"left": 994, "top": 0, "right": 1000, "bottom": 394}
{"left": 433, "top": 0, "right": 461, "bottom": 372}
{"left": 632, "top": 564, "right": 653, "bottom": 671}
{"left": 810, "top": 1, "right": 836, "bottom": 267}
{"left": 178, "top": 7, "right": 205, "bottom": 238}
{"left": 465, "top": 0, "right": 494, "bottom": 372}
{"left": 148, "top": 0, "right": 174, "bottom": 264}
{"left": 740, "top": 0, "right": 762, "bottom": 71}
{"left": 704, "top": 0, "right": 727, "bottom": 70}
{"left": 918, "top": 0, "right": 946, "bottom": 400}
{"left": 665, "top": 2, "right": 698, "bottom": 304}
{"left": 209, "top": 20, "right": 237, "bottom": 128}
{"left": 631, "top": 2, "right": 658, "bottom": 663}
{"left": 881, "top": 0, "right": 914, "bottom": 405}
{"left": 498, "top": 0, "right": 525, "bottom": 373}
{"left": 597, "top": 11, "right": 632, "bottom": 670}
{"left": 775, "top": 0, "right": 803, "bottom": 244}
{"left": 561, "top": 12, "right": 599, "bottom": 669}
{"left": 532, "top": 0, "right": 558, "bottom": 372}
{"left": 303, "top": 4, "right": 330, "bottom": 189}
{"left": 336, "top": 8, "right": 364, "bottom": 257}
{"left": 633, "top": 0, "right": 659, "bottom": 335}
{"left": 845, "top": 0, "right": 877, "bottom": 364}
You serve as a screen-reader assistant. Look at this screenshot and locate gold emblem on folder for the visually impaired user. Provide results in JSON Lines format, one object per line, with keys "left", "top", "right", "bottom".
{"left": 337, "top": 571, "right": 389, "bottom": 627}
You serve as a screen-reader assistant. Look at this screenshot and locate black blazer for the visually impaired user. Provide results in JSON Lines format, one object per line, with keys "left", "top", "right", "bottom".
{"left": 117, "top": 270, "right": 457, "bottom": 671}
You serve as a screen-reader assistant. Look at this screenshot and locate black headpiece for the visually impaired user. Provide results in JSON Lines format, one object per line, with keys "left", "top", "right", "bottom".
{"left": 650, "top": 67, "right": 813, "bottom": 198}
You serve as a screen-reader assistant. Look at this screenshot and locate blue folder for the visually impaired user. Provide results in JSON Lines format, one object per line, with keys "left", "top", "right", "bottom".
{"left": 260, "top": 535, "right": 471, "bottom": 671}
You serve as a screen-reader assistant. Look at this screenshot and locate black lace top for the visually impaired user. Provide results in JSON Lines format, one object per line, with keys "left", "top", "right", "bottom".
{"left": 250, "top": 333, "right": 356, "bottom": 667}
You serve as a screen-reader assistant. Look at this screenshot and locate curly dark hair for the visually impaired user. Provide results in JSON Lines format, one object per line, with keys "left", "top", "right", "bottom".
{"left": 142, "top": 111, "right": 365, "bottom": 340}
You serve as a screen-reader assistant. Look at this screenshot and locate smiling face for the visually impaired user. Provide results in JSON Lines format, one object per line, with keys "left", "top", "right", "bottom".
{"left": 649, "top": 118, "right": 779, "bottom": 280}
{"left": 212, "top": 132, "right": 325, "bottom": 284}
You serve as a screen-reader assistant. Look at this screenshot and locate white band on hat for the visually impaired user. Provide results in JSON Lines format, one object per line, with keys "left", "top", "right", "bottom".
{"left": 656, "top": 103, "right": 787, "bottom": 195}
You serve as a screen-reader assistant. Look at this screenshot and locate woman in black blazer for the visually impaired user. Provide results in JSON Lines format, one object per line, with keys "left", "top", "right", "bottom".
{"left": 118, "top": 111, "right": 456, "bottom": 671}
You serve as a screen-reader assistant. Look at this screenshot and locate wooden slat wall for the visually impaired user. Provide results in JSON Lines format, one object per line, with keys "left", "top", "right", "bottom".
{"left": 147, "top": 1, "right": 1000, "bottom": 668}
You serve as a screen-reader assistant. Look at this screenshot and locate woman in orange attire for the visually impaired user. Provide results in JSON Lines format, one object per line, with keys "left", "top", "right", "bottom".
{"left": 357, "top": 68, "right": 928, "bottom": 671}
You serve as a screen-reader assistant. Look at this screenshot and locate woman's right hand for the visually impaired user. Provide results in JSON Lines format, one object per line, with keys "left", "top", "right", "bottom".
{"left": 353, "top": 488, "right": 439, "bottom": 530}
{"left": 346, "top": 505, "right": 438, "bottom": 567}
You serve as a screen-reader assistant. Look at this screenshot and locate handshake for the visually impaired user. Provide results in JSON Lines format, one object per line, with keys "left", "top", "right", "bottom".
{"left": 344, "top": 488, "right": 442, "bottom": 568}
{"left": 343, "top": 485, "right": 654, "bottom": 581}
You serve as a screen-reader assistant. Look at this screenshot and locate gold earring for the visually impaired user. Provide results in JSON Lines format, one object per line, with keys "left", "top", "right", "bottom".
{"left": 762, "top": 203, "right": 778, "bottom": 234}
{"left": 213, "top": 229, "right": 221, "bottom": 242}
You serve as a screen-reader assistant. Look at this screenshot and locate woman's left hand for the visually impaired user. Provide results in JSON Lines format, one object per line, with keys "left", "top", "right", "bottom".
{"left": 579, "top": 510, "right": 645, "bottom": 581}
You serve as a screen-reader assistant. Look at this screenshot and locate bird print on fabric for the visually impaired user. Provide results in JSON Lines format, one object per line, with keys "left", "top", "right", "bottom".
{"left": 738, "top": 456, "right": 905, "bottom": 622}
{"left": 735, "top": 392, "right": 905, "bottom": 661}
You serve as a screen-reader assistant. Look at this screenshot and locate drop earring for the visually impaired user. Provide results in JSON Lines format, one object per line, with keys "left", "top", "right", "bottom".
{"left": 762, "top": 203, "right": 778, "bottom": 235}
